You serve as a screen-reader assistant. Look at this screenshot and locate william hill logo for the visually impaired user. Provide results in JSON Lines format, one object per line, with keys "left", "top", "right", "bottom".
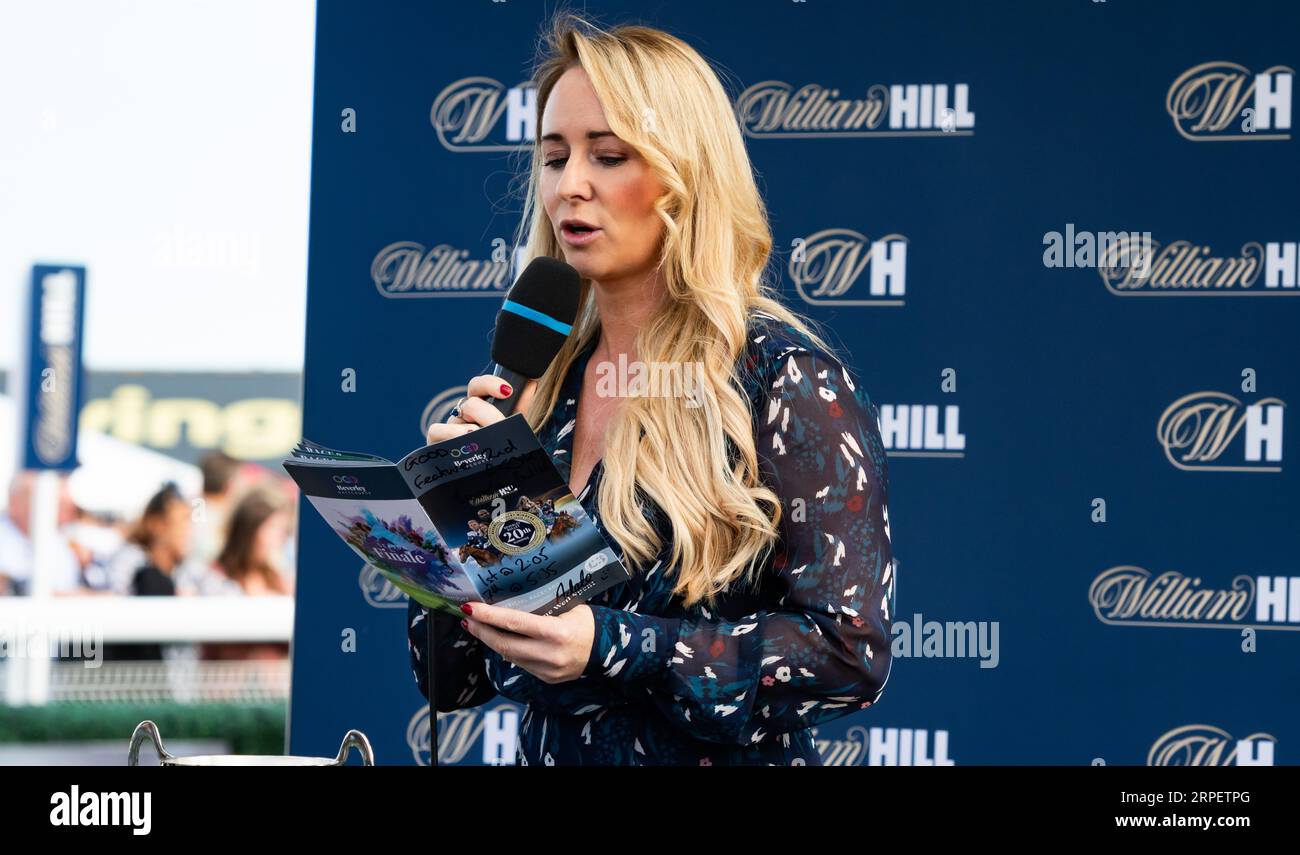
{"left": 1095, "top": 234, "right": 1300, "bottom": 296}
{"left": 1166, "top": 61, "right": 1293, "bottom": 141}
{"left": 737, "top": 80, "right": 974, "bottom": 137}
{"left": 1089, "top": 566, "right": 1300, "bottom": 631}
{"left": 813, "top": 725, "right": 955, "bottom": 766}
{"left": 430, "top": 77, "right": 534, "bottom": 151}
{"left": 788, "top": 229, "right": 907, "bottom": 306}
{"left": 408, "top": 703, "right": 520, "bottom": 766}
{"left": 1148, "top": 725, "right": 1276, "bottom": 766}
{"left": 371, "top": 241, "right": 511, "bottom": 298}
{"left": 1157, "top": 391, "right": 1284, "bottom": 472}
{"left": 879, "top": 404, "right": 964, "bottom": 458}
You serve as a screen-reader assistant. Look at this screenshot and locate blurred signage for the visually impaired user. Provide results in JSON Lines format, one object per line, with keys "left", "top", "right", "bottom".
{"left": 3, "top": 369, "right": 301, "bottom": 469}
{"left": 19, "top": 264, "right": 87, "bottom": 471}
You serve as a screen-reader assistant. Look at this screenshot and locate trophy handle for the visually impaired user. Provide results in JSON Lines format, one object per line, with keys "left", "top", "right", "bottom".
{"left": 128, "top": 721, "right": 173, "bottom": 766}
{"left": 333, "top": 730, "right": 375, "bottom": 766}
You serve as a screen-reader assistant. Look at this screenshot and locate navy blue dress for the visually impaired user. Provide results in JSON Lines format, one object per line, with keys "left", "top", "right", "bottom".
{"left": 408, "top": 310, "right": 895, "bottom": 765}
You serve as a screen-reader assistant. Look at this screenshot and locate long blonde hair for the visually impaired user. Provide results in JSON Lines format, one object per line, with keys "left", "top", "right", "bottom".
{"left": 516, "top": 13, "right": 836, "bottom": 609}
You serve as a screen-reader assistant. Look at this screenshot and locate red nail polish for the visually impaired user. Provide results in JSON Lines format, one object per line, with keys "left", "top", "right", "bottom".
{"left": 461, "top": 619, "right": 469, "bottom": 630}
{"left": 460, "top": 603, "right": 473, "bottom": 616}
{"left": 500, "top": 383, "right": 512, "bottom": 397}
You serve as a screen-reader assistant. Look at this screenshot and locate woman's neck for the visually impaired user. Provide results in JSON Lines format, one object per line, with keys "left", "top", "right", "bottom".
{"left": 146, "top": 544, "right": 176, "bottom": 573}
{"left": 589, "top": 268, "right": 665, "bottom": 361}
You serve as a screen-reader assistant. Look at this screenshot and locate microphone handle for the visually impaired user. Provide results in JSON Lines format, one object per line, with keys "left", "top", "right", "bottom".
{"left": 483, "top": 364, "right": 530, "bottom": 415}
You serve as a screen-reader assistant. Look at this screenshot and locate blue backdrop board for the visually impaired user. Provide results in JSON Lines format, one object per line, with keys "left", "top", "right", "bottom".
{"left": 291, "top": 0, "right": 1299, "bottom": 765}
{"left": 19, "top": 264, "right": 86, "bottom": 472}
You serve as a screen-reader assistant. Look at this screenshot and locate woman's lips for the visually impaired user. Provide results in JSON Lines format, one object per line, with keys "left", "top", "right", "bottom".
{"left": 560, "top": 225, "right": 602, "bottom": 247}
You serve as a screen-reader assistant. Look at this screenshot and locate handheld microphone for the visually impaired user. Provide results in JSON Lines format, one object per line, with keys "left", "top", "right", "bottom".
{"left": 484, "top": 257, "right": 582, "bottom": 415}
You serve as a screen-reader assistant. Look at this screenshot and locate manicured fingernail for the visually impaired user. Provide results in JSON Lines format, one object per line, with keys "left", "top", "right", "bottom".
{"left": 461, "top": 619, "right": 469, "bottom": 630}
{"left": 500, "top": 383, "right": 512, "bottom": 397}
{"left": 460, "top": 603, "right": 473, "bottom": 616}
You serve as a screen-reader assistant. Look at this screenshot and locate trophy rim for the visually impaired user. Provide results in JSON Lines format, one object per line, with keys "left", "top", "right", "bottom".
{"left": 162, "top": 754, "right": 341, "bottom": 766}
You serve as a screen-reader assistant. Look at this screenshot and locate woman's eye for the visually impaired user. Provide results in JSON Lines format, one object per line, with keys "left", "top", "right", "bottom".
{"left": 542, "top": 155, "right": 626, "bottom": 169}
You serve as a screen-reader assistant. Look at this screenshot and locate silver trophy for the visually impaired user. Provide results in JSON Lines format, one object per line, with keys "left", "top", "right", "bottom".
{"left": 128, "top": 720, "right": 374, "bottom": 766}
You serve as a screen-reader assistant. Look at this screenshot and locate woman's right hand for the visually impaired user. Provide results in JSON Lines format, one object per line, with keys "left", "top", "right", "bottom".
{"left": 426, "top": 375, "right": 538, "bottom": 444}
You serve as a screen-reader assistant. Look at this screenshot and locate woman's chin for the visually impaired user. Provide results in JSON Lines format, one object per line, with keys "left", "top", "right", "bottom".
{"left": 560, "top": 254, "right": 604, "bottom": 279}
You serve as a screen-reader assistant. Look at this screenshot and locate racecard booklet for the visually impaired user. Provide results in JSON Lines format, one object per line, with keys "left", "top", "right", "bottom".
{"left": 283, "top": 414, "right": 630, "bottom": 618}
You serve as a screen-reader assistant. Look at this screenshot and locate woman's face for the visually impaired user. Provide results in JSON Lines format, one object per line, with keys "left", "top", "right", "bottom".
{"left": 540, "top": 65, "right": 666, "bottom": 284}
{"left": 150, "top": 500, "right": 192, "bottom": 562}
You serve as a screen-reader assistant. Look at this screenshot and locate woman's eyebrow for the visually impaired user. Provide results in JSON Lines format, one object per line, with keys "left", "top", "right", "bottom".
{"left": 540, "top": 129, "right": 617, "bottom": 143}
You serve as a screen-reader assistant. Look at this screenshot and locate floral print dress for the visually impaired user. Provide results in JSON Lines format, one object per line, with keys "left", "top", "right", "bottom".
{"left": 408, "top": 310, "right": 895, "bottom": 765}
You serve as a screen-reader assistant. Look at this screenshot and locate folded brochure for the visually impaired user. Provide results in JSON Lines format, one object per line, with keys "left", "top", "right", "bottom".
{"left": 283, "top": 413, "right": 630, "bottom": 619}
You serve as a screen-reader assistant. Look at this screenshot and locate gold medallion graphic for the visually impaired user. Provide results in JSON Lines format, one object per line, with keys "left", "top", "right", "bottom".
{"left": 487, "top": 510, "right": 545, "bottom": 555}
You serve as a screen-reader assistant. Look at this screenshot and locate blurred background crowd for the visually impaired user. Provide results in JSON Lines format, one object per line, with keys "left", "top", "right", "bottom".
{"left": 0, "top": 453, "right": 297, "bottom": 662}
{"left": 0, "top": 1, "right": 315, "bottom": 763}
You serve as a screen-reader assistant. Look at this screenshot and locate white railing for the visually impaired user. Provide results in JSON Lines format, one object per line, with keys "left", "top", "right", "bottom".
{"left": 0, "top": 659, "right": 292, "bottom": 704}
{"left": 0, "top": 596, "right": 294, "bottom": 705}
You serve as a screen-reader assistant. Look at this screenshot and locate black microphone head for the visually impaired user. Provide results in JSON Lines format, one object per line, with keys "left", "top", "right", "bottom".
{"left": 491, "top": 257, "right": 581, "bottom": 378}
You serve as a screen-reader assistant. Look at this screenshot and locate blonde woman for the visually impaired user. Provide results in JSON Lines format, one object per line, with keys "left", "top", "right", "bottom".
{"left": 409, "top": 14, "right": 895, "bottom": 766}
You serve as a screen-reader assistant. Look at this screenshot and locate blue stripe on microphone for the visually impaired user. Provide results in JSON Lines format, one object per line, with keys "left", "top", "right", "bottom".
{"left": 501, "top": 300, "right": 573, "bottom": 336}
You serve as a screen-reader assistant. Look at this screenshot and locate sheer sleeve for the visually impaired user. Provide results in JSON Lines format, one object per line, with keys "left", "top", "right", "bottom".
{"left": 581, "top": 348, "right": 895, "bottom": 745}
{"left": 407, "top": 595, "right": 649, "bottom": 715}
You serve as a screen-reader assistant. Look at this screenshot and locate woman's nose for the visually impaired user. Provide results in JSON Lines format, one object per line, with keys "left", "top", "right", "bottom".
{"left": 556, "top": 155, "right": 593, "bottom": 200}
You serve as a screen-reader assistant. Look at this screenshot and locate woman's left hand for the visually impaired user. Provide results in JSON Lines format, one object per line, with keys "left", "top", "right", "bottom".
{"left": 461, "top": 602, "right": 595, "bottom": 684}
